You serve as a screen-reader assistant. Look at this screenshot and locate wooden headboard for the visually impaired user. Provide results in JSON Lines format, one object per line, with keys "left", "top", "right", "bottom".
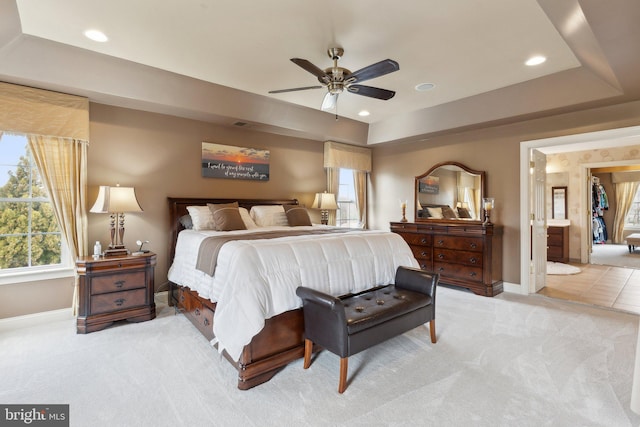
{"left": 167, "top": 197, "right": 299, "bottom": 264}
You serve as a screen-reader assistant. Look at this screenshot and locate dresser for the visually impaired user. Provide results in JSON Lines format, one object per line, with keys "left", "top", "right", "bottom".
{"left": 547, "top": 225, "right": 569, "bottom": 263}
{"left": 390, "top": 221, "right": 503, "bottom": 296}
{"left": 76, "top": 253, "right": 156, "bottom": 333}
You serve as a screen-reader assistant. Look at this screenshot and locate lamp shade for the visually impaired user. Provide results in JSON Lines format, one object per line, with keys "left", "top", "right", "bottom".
{"left": 90, "top": 186, "right": 143, "bottom": 213}
{"left": 311, "top": 192, "right": 338, "bottom": 210}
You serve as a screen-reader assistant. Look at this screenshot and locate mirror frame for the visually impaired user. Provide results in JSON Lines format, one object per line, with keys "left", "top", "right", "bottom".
{"left": 552, "top": 186, "right": 568, "bottom": 219}
{"left": 414, "top": 161, "right": 486, "bottom": 223}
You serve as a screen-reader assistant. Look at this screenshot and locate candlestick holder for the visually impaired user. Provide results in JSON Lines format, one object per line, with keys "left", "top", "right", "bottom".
{"left": 400, "top": 200, "right": 408, "bottom": 222}
{"left": 482, "top": 197, "right": 494, "bottom": 225}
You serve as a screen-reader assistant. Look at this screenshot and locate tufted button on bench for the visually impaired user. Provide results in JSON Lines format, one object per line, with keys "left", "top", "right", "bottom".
{"left": 296, "top": 266, "right": 438, "bottom": 393}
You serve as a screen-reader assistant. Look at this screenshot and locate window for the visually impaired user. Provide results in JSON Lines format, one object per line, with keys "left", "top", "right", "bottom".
{"left": 336, "top": 168, "right": 361, "bottom": 228}
{"left": 626, "top": 186, "right": 640, "bottom": 227}
{"left": 0, "top": 134, "right": 67, "bottom": 272}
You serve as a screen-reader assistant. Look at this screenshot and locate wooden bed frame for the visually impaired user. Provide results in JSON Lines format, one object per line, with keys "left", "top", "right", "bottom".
{"left": 167, "top": 197, "right": 306, "bottom": 390}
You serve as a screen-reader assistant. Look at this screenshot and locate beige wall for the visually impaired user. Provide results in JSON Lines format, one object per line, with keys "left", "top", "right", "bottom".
{"left": 370, "top": 100, "right": 640, "bottom": 287}
{"left": 0, "top": 103, "right": 326, "bottom": 319}
{"left": 5, "top": 98, "right": 640, "bottom": 318}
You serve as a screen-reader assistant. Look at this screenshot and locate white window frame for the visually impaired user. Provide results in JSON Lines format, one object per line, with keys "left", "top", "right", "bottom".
{"left": 0, "top": 134, "right": 74, "bottom": 284}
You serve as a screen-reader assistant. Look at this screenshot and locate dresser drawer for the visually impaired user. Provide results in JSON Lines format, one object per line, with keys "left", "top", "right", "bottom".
{"left": 547, "top": 245, "right": 564, "bottom": 259}
{"left": 433, "top": 235, "right": 483, "bottom": 252}
{"left": 91, "top": 271, "right": 146, "bottom": 294}
{"left": 434, "top": 262, "right": 483, "bottom": 283}
{"left": 83, "top": 257, "right": 148, "bottom": 272}
{"left": 399, "top": 233, "right": 432, "bottom": 246}
{"left": 90, "top": 288, "right": 147, "bottom": 314}
{"left": 410, "top": 245, "right": 432, "bottom": 261}
{"left": 434, "top": 248, "right": 482, "bottom": 267}
{"left": 547, "top": 233, "right": 563, "bottom": 246}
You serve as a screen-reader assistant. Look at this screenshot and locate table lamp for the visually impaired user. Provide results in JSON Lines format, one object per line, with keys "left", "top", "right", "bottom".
{"left": 90, "top": 185, "right": 143, "bottom": 256}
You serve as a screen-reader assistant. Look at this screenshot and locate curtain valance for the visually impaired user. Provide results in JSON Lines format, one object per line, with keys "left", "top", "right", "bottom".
{"left": 0, "top": 81, "right": 89, "bottom": 141}
{"left": 324, "top": 141, "right": 372, "bottom": 172}
{"left": 612, "top": 171, "right": 640, "bottom": 183}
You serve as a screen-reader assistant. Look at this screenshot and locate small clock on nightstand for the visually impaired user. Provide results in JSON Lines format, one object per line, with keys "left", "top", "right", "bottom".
{"left": 76, "top": 252, "right": 157, "bottom": 333}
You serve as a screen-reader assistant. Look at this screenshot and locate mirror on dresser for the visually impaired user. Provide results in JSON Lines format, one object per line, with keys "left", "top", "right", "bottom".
{"left": 415, "top": 162, "right": 486, "bottom": 222}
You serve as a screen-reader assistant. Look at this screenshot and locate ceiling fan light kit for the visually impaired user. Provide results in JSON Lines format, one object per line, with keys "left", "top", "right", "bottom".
{"left": 269, "top": 47, "right": 399, "bottom": 118}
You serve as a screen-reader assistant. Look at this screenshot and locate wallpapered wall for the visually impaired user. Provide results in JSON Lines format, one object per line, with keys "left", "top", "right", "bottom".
{"left": 547, "top": 144, "right": 640, "bottom": 261}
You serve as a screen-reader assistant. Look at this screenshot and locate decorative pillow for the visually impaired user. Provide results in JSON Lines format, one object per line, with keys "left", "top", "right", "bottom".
{"left": 239, "top": 207, "right": 258, "bottom": 229}
{"left": 207, "top": 202, "right": 246, "bottom": 231}
{"left": 441, "top": 206, "right": 458, "bottom": 219}
{"left": 179, "top": 214, "right": 193, "bottom": 229}
{"left": 250, "top": 205, "right": 289, "bottom": 227}
{"left": 426, "top": 207, "right": 443, "bottom": 219}
{"left": 186, "top": 206, "right": 216, "bottom": 230}
{"left": 457, "top": 207, "right": 472, "bottom": 218}
{"left": 283, "top": 205, "right": 312, "bottom": 226}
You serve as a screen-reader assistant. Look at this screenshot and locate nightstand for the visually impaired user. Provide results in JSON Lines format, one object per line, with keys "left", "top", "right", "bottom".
{"left": 76, "top": 252, "right": 157, "bottom": 333}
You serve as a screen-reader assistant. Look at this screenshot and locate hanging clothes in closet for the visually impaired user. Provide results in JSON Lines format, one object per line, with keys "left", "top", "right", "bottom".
{"left": 592, "top": 176, "right": 609, "bottom": 243}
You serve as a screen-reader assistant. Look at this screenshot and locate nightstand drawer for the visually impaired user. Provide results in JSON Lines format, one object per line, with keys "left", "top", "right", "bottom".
{"left": 90, "top": 288, "right": 147, "bottom": 314}
{"left": 91, "top": 271, "right": 146, "bottom": 294}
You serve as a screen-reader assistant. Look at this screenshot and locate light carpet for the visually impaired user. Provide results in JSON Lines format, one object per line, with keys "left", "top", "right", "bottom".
{"left": 592, "top": 243, "right": 640, "bottom": 269}
{"left": 2, "top": 287, "right": 640, "bottom": 426}
{"left": 547, "top": 261, "right": 581, "bottom": 275}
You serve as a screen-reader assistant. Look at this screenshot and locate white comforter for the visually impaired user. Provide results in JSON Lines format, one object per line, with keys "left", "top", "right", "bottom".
{"left": 167, "top": 226, "right": 419, "bottom": 361}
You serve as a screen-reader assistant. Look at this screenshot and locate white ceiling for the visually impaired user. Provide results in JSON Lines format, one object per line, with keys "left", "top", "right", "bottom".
{"left": 2, "top": 0, "right": 640, "bottom": 145}
{"left": 14, "top": 0, "right": 580, "bottom": 124}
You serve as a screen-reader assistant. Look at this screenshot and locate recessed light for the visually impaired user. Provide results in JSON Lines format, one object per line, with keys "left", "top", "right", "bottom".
{"left": 84, "top": 29, "right": 108, "bottom": 42}
{"left": 358, "top": 110, "right": 370, "bottom": 117}
{"left": 415, "top": 83, "right": 435, "bottom": 92}
{"left": 525, "top": 55, "right": 546, "bottom": 66}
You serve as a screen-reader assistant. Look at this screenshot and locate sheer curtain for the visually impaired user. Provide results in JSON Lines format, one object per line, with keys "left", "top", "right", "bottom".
{"left": 612, "top": 181, "right": 640, "bottom": 243}
{"left": 28, "top": 136, "right": 88, "bottom": 314}
{"left": 354, "top": 170, "right": 367, "bottom": 228}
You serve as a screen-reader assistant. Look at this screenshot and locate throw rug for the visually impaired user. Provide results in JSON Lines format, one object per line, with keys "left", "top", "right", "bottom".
{"left": 547, "top": 261, "right": 581, "bottom": 275}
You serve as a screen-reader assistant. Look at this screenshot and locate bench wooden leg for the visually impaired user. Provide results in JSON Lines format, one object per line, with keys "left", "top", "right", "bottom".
{"left": 339, "top": 357, "right": 348, "bottom": 394}
{"left": 303, "top": 339, "right": 313, "bottom": 369}
{"left": 430, "top": 319, "right": 436, "bottom": 343}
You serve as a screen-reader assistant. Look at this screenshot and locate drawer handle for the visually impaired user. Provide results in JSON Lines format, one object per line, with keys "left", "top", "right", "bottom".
{"left": 114, "top": 280, "right": 125, "bottom": 288}
{"left": 469, "top": 243, "right": 477, "bottom": 249}
{"left": 437, "top": 240, "right": 444, "bottom": 245}
{"left": 114, "top": 298, "right": 125, "bottom": 306}
{"left": 204, "top": 318, "right": 210, "bottom": 326}
{"left": 420, "top": 264, "right": 427, "bottom": 269}
{"left": 438, "top": 254, "right": 444, "bottom": 259}
{"left": 469, "top": 257, "right": 478, "bottom": 264}
{"left": 118, "top": 263, "right": 122, "bottom": 268}
{"left": 421, "top": 251, "right": 428, "bottom": 257}
{"left": 420, "top": 238, "right": 427, "bottom": 244}
{"left": 469, "top": 272, "right": 477, "bottom": 277}
{"left": 180, "top": 294, "right": 185, "bottom": 302}
{"left": 195, "top": 308, "right": 200, "bottom": 316}
{"left": 438, "top": 267, "right": 444, "bottom": 272}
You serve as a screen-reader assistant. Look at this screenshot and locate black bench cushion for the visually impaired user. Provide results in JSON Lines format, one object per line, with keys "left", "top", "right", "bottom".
{"left": 342, "top": 285, "right": 432, "bottom": 334}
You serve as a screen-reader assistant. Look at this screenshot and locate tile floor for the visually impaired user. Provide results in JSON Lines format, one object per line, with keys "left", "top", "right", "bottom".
{"left": 540, "top": 263, "right": 640, "bottom": 315}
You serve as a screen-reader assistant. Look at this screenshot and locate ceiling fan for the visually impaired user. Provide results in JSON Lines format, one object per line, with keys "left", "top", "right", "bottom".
{"left": 268, "top": 47, "right": 399, "bottom": 115}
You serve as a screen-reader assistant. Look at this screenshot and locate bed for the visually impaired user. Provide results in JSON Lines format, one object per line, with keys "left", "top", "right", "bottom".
{"left": 166, "top": 197, "right": 419, "bottom": 389}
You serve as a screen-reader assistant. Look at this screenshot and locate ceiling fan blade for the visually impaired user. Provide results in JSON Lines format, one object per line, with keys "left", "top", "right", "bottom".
{"left": 268, "top": 85, "right": 323, "bottom": 94}
{"left": 344, "top": 59, "right": 399, "bottom": 84}
{"left": 321, "top": 92, "right": 338, "bottom": 111}
{"left": 347, "top": 85, "right": 396, "bottom": 100}
{"left": 291, "top": 58, "right": 331, "bottom": 84}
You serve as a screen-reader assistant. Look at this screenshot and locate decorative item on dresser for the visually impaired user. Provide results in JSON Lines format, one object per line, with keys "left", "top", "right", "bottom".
{"left": 390, "top": 221, "right": 503, "bottom": 296}
{"left": 76, "top": 252, "right": 156, "bottom": 333}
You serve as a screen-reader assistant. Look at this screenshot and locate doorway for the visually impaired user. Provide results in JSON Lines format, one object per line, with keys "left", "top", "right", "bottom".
{"left": 520, "top": 125, "right": 640, "bottom": 295}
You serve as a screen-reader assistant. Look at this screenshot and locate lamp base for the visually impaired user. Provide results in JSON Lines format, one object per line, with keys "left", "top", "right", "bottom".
{"left": 104, "top": 245, "right": 128, "bottom": 257}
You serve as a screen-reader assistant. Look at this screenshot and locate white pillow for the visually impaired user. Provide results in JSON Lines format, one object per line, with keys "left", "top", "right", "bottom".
{"left": 186, "top": 206, "right": 216, "bottom": 230}
{"left": 427, "top": 207, "right": 444, "bottom": 219}
{"left": 239, "top": 207, "right": 258, "bottom": 229}
{"left": 250, "top": 205, "right": 289, "bottom": 227}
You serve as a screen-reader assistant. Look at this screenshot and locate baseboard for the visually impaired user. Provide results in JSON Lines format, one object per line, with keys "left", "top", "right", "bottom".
{"left": 0, "top": 308, "right": 74, "bottom": 332}
{"left": 503, "top": 281, "right": 524, "bottom": 294}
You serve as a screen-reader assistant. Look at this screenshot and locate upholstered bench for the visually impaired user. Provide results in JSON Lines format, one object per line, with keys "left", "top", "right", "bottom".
{"left": 627, "top": 233, "right": 640, "bottom": 253}
{"left": 296, "top": 266, "right": 438, "bottom": 393}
